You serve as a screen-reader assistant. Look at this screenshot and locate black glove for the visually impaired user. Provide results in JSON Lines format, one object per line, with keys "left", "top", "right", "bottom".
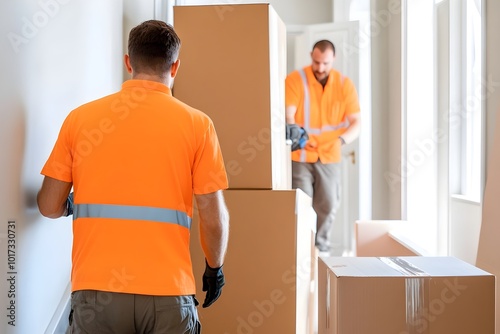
{"left": 64, "top": 192, "right": 74, "bottom": 217}
{"left": 202, "top": 260, "right": 225, "bottom": 308}
{"left": 286, "top": 124, "right": 309, "bottom": 151}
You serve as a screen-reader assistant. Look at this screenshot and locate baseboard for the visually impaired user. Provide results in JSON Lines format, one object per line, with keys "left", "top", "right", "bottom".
{"left": 44, "top": 282, "right": 71, "bottom": 334}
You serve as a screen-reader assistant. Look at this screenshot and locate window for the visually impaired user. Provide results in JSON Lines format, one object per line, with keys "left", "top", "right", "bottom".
{"left": 402, "top": 0, "right": 484, "bottom": 255}
{"left": 403, "top": 0, "right": 438, "bottom": 253}
{"left": 461, "top": 0, "right": 483, "bottom": 202}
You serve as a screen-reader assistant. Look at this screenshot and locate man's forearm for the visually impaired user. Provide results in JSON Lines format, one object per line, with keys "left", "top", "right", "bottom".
{"left": 196, "top": 191, "right": 230, "bottom": 268}
{"left": 340, "top": 114, "right": 361, "bottom": 144}
{"left": 285, "top": 106, "right": 297, "bottom": 124}
{"left": 199, "top": 214, "right": 229, "bottom": 268}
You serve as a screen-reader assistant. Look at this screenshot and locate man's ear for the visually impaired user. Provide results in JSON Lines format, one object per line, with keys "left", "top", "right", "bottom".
{"left": 124, "top": 54, "right": 133, "bottom": 74}
{"left": 170, "top": 59, "right": 180, "bottom": 78}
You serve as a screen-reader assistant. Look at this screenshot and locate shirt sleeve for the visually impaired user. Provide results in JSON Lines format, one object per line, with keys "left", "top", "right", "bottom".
{"left": 342, "top": 77, "right": 361, "bottom": 115}
{"left": 40, "top": 114, "right": 73, "bottom": 183}
{"left": 192, "top": 120, "right": 228, "bottom": 194}
{"left": 285, "top": 72, "right": 301, "bottom": 108}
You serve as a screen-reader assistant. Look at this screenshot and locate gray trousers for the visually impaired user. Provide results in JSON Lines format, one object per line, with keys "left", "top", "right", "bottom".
{"left": 67, "top": 290, "right": 201, "bottom": 334}
{"left": 292, "top": 161, "right": 341, "bottom": 251}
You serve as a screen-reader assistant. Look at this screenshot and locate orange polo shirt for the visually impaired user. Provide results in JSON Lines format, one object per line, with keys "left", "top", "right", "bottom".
{"left": 285, "top": 66, "right": 360, "bottom": 163}
{"left": 41, "top": 80, "right": 228, "bottom": 296}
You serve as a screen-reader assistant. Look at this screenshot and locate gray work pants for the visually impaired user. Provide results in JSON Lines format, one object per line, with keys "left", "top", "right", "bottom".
{"left": 292, "top": 161, "right": 341, "bottom": 251}
{"left": 67, "top": 290, "right": 201, "bottom": 334}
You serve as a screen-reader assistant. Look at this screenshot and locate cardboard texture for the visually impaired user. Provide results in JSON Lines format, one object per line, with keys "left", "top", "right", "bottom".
{"left": 190, "top": 189, "right": 316, "bottom": 333}
{"left": 355, "top": 220, "right": 418, "bottom": 256}
{"left": 477, "top": 106, "right": 500, "bottom": 332}
{"left": 318, "top": 257, "right": 495, "bottom": 334}
{"left": 174, "top": 4, "right": 289, "bottom": 190}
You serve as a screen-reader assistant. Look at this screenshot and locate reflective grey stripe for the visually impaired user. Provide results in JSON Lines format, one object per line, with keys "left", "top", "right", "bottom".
{"left": 300, "top": 146, "right": 306, "bottom": 162}
{"left": 307, "top": 122, "right": 350, "bottom": 135}
{"left": 299, "top": 69, "right": 310, "bottom": 162}
{"left": 298, "top": 69, "right": 311, "bottom": 133}
{"left": 74, "top": 204, "right": 191, "bottom": 229}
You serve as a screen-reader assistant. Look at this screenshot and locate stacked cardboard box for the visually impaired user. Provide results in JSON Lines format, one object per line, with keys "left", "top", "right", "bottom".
{"left": 174, "top": 4, "right": 317, "bottom": 333}
{"left": 318, "top": 256, "right": 495, "bottom": 334}
{"left": 174, "top": 4, "right": 289, "bottom": 190}
{"left": 190, "top": 190, "right": 316, "bottom": 333}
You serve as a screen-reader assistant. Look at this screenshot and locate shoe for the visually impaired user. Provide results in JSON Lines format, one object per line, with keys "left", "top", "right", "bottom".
{"left": 318, "top": 250, "right": 330, "bottom": 257}
{"left": 315, "top": 244, "right": 331, "bottom": 257}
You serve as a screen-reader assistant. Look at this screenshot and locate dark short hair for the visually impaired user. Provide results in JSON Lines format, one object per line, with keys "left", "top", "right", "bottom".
{"left": 128, "top": 20, "right": 181, "bottom": 75}
{"left": 312, "top": 40, "right": 335, "bottom": 56}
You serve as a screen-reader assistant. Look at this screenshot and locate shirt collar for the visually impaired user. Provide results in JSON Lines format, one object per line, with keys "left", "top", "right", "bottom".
{"left": 121, "top": 79, "right": 172, "bottom": 96}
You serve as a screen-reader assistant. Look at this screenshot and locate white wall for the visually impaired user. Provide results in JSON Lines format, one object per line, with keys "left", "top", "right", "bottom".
{"left": 123, "top": 0, "right": 155, "bottom": 80}
{"left": 370, "top": 0, "right": 401, "bottom": 219}
{"left": 0, "top": 1, "right": 123, "bottom": 333}
{"left": 450, "top": 197, "right": 482, "bottom": 264}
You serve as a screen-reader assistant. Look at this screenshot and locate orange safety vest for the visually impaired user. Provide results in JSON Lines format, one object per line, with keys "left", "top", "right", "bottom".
{"left": 285, "top": 66, "right": 360, "bottom": 163}
{"left": 41, "top": 80, "right": 228, "bottom": 296}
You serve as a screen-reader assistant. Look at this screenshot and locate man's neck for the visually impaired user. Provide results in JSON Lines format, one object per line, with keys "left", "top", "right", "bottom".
{"left": 132, "top": 73, "right": 172, "bottom": 88}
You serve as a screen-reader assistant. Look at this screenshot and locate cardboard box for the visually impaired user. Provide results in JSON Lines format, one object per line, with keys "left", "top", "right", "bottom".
{"left": 190, "top": 189, "right": 316, "bottom": 333}
{"left": 318, "top": 256, "right": 495, "bottom": 334}
{"left": 174, "top": 4, "right": 289, "bottom": 189}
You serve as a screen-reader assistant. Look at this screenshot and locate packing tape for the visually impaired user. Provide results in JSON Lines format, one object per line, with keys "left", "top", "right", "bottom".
{"left": 378, "top": 257, "right": 430, "bottom": 334}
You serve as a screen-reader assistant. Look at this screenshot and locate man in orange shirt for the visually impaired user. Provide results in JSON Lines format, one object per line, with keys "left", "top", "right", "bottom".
{"left": 37, "top": 20, "right": 229, "bottom": 333}
{"left": 285, "top": 40, "right": 360, "bottom": 254}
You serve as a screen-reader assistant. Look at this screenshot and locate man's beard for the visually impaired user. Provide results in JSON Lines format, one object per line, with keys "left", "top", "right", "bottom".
{"left": 314, "top": 72, "right": 328, "bottom": 86}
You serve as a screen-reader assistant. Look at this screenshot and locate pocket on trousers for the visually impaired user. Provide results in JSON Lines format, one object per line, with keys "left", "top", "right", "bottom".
{"left": 154, "top": 296, "right": 199, "bottom": 333}
{"left": 70, "top": 290, "right": 98, "bottom": 333}
{"left": 68, "top": 308, "right": 74, "bottom": 326}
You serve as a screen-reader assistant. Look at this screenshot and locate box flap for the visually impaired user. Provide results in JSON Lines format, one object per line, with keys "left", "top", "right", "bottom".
{"left": 320, "top": 256, "right": 494, "bottom": 278}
